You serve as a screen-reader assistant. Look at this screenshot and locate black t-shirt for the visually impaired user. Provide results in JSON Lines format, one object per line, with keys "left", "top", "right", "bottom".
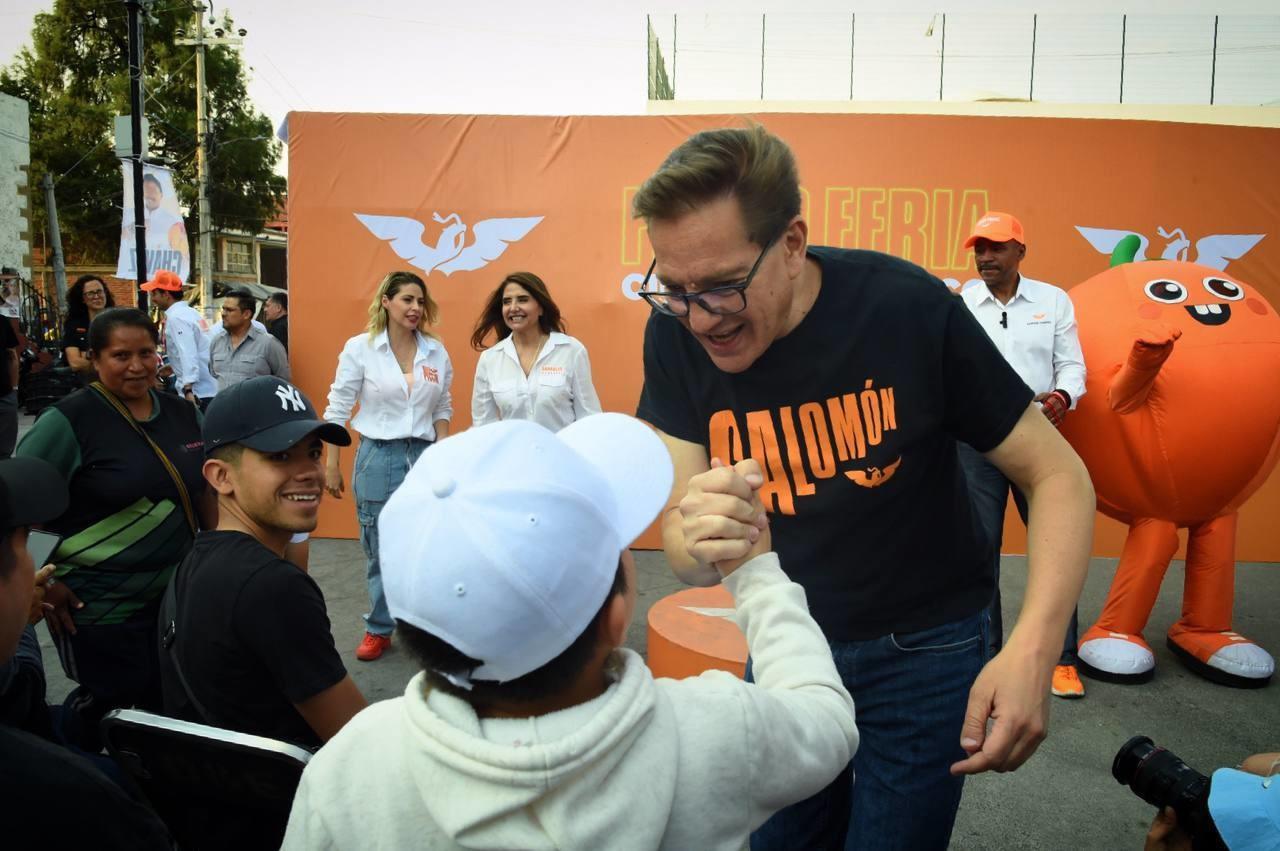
{"left": 637, "top": 247, "right": 1033, "bottom": 640}
{"left": 163, "top": 531, "right": 347, "bottom": 748}
{"left": 266, "top": 315, "right": 288, "bottom": 351}
{"left": 0, "top": 317, "right": 17, "bottom": 395}
{"left": 0, "top": 724, "right": 173, "bottom": 849}
{"left": 62, "top": 313, "right": 90, "bottom": 353}
{"left": 18, "top": 389, "right": 206, "bottom": 624}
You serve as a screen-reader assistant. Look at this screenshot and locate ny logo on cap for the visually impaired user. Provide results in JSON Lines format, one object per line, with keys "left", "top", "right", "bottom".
{"left": 274, "top": 384, "right": 305, "bottom": 412}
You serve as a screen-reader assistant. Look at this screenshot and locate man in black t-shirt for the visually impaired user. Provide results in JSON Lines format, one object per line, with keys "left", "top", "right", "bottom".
{"left": 633, "top": 127, "right": 1095, "bottom": 851}
{"left": 262, "top": 292, "right": 289, "bottom": 352}
{"left": 0, "top": 457, "right": 172, "bottom": 849}
{"left": 161, "top": 376, "right": 366, "bottom": 749}
{"left": 0, "top": 316, "right": 18, "bottom": 458}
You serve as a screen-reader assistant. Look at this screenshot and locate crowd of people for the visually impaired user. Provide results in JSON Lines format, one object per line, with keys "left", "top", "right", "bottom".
{"left": 0, "top": 125, "right": 1274, "bottom": 850}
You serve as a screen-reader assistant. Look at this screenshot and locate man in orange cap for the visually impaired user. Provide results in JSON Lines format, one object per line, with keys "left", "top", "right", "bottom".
{"left": 141, "top": 270, "right": 217, "bottom": 408}
{"left": 958, "top": 211, "right": 1088, "bottom": 698}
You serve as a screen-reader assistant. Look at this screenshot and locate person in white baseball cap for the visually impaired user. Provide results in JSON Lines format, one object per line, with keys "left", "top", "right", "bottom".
{"left": 284, "top": 413, "right": 859, "bottom": 851}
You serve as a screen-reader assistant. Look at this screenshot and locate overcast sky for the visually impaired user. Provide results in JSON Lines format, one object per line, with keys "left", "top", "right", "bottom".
{"left": 1, "top": 1, "right": 1276, "bottom": 145}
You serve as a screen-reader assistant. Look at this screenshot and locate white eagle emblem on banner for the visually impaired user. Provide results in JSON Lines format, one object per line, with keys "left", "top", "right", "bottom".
{"left": 355, "top": 212, "right": 543, "bottom": 276}
{"left": 1075, "top": 225, "right": 1265, "bottom": 271}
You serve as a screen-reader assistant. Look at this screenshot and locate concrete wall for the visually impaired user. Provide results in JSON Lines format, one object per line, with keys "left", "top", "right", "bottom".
{"left": 0, "top": 94, "right": 31, "bottom": 280}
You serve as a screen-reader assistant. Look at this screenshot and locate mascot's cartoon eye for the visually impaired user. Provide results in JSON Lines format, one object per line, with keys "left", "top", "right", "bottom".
{"left": 1144, "top": 279, "right": 1188, "bottom": 304}
{"left": 1203, "top": 277, "right": 1244, "bottom": 301}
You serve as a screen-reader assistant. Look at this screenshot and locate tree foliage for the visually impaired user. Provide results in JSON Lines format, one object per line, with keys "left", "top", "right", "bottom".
{"left": 1, "top": 0, "right": 285, "bottom": 265}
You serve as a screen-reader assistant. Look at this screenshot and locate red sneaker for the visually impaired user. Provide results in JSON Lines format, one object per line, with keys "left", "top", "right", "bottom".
{"left": 356, "top": 632, "right": 392, "bottom": 661}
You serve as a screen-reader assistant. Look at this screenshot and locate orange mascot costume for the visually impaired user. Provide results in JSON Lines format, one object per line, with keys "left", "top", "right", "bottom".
{"left": 1061, "top": 236, "right": 1280, "bottom": 688}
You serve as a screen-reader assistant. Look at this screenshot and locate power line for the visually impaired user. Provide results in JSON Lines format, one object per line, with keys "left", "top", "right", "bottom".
{"left": 248, "top": 66, "right": 296, "bottom": 112}
{"left": 263, "top": 56, "right": 311, "bottom": 108}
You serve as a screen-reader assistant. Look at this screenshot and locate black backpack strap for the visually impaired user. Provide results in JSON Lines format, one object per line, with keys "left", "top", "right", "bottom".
{"left": 159, "top": 567, "right": 217, "bottom": 726}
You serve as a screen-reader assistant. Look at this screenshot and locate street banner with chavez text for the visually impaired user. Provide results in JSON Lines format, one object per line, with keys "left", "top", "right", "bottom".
{"left": 116, "top": 162, "right": 190, "bottom": 283}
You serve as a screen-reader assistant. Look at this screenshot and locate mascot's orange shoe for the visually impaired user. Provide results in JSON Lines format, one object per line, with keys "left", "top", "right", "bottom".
{"left": 1078, "top": 625, "right": 1155, "bottom": 683}
{"left": 1166, "top": 624, "right": 1274, "bottom": 689}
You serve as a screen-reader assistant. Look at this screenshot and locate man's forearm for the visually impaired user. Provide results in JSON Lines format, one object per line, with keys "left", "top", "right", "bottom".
{"left": 1007, "top": 462, "right": 1095, "bottom": 661}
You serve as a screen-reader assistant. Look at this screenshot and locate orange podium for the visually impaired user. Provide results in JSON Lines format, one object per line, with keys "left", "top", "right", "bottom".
{"left": 647, "top": 585, "right": 748, "bottom": 680}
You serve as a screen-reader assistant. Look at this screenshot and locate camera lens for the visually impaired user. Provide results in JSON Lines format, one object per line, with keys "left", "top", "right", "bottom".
{"left": 1112, "top": 736, "right": 1227, "bottom": 851}
{"left": 1113, "top": 735, "right": 1156, "bottom": 786}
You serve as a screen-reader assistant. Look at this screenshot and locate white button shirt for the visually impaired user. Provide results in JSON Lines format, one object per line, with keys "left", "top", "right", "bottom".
{"left": 323, "top": 330, "right": 453, "bottom": 441}
{"left": 960, "top": 275, "right": 1086, "bottom": 406}
{"left": 163, "top": 300, "right": 218, "bottom": 399}
{"left": 471, "top": 332, "right": 602, "bottom": 431}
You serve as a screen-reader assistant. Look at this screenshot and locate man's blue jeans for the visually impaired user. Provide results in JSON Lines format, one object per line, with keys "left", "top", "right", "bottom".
{"left": 748, "top": 609, "right": 989, "bottom": 851}
{"left": 957, "top": 442, "right": 1079, "bottom": 664}
{"left": 354, "top": 437, "right": 430, "bottom": 637}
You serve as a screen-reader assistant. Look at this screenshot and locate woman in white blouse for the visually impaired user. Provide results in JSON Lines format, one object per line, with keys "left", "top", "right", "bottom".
{"left": 469, "top": 272, "right": 601, "bottom": 431}
{"left": 323, "top": 271, "right": 453, "bottom": 662}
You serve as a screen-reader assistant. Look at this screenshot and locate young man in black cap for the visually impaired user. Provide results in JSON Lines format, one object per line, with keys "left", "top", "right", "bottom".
{"left": 160, "top": 375, "right": 366, "bottom": 748}
{"left": 0, "top": 457, "right": 171, "bottom": 849}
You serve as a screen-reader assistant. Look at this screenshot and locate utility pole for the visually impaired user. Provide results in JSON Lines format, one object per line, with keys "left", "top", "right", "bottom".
{"left": 124, "top": 0, "right": 149, "bottom": 308}
{"left": 176, "top": 3, "right": 242, "bottom": 321}
{"left": 41, "top": 174, "right": 68, "bottom": 313}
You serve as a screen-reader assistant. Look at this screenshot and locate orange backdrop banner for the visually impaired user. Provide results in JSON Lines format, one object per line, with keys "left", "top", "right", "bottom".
{"left": 288, "top": 112, "right": 1280, "bottom": 560}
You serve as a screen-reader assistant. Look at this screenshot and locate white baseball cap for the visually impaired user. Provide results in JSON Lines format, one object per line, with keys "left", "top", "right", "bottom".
{"left": 378, "top": 413, "right": 673, "bottom": 684}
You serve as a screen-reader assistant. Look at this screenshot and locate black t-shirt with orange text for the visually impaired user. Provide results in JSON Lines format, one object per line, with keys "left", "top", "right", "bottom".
{"left": 638, "top": 246, "right": 1034, "bottom": 641}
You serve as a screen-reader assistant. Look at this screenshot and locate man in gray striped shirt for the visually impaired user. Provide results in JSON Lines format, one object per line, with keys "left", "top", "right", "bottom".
{"left": 210, "top": 290, "right": 290, "bottom": 392}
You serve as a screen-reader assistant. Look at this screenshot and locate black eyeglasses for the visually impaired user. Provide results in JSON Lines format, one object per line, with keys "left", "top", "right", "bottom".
{"left": 639, "top": 238, "right": 776, "bottom": 318}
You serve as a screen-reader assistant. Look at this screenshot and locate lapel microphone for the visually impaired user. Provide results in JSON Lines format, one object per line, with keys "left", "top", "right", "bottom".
{"left": 1000, "top": 311, "right": 1008, "bottom": 329}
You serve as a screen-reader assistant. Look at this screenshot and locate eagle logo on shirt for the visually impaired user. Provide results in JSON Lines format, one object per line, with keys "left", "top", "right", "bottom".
{"left": 845, "top": 457, "right": 902, "bottom": 488}
{"left": 355, "top": 212, "right": 543, "bottom": 277}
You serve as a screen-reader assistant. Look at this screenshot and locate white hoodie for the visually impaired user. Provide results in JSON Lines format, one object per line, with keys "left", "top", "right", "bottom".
{"left": 283, "top": 553, "right": 858, "bottom": 850}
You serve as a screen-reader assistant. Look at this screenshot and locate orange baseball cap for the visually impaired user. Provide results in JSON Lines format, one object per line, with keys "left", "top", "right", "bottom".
{"left": 964, "top": 212, "right": 1025, "bottom": 249}
{"left": 140, "top": 269, "right": 184, "bottom": 292}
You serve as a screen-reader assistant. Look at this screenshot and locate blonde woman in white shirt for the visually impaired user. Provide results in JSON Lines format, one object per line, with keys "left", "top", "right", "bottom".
{"left": 470, "top": 272, "right": 601, "bottom": 431}
{"left": 323, "top": 271, "right": 453, "bottom": 662}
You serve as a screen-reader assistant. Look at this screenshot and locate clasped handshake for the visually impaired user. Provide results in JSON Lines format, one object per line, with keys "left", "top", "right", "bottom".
{"left": 679, "top": 458, "right": 773, "bottom": 578}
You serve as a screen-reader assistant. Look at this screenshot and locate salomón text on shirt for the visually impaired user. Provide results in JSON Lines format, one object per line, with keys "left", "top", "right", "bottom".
{"left": 163, "top": 300, "right": 218, "bottom": 398}
{"left": 324, "top": 330, "right": 453, "bottom": 441}
{"left": 959, "top": 275, "right": 1086, "bottom": 405}
{"left": 471, "top": 332, "right": 602, "bottom": 431}
{"left": 637, "top": 247, "right": 1034, "bottom": 641}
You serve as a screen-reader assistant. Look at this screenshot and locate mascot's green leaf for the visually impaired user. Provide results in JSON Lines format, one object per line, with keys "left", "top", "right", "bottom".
{"left": 1110, "top": 234, "right": 1142, "bottom": 267}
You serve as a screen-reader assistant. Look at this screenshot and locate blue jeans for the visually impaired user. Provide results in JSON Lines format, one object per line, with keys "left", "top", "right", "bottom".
{"left": 749, "top": 610, "right": 989, "bottom": 851}
{"left": 354, "top": 436, "right": 430, "bottom": 636}
{"left": 957, "top": 443, "right": 1079, "bottom": 665}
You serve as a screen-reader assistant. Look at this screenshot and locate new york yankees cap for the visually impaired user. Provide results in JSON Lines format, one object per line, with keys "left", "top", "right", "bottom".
{"left": 202, "top": 376, "right": 351, "bottom": 456}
